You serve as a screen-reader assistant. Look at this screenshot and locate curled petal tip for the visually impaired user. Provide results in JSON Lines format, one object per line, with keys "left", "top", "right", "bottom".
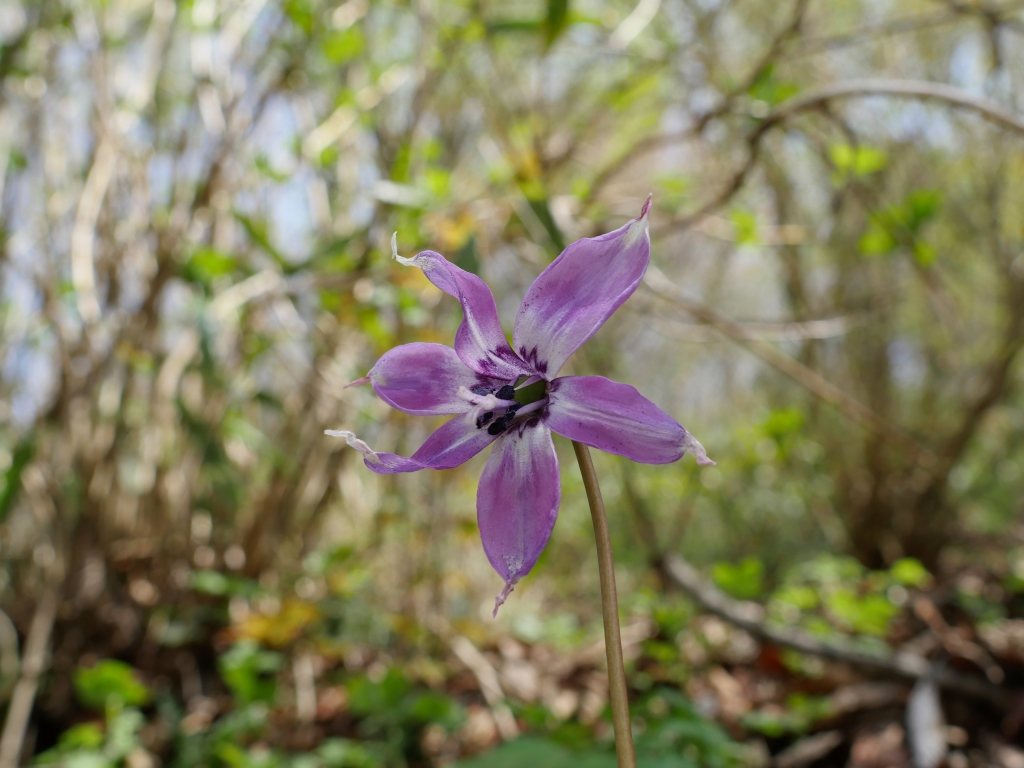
{"left": 639, "top": 194, "right": 653, "bottom": 221}
{"left": 325, "top": 429, "right": 379, "bottom": 459}
{"left": 344, "top": 375, "right": 370, "bottom": 389}
{"left": 391, "top": 232, "right": 417, "bottom": 267}
{"left": 492, "top": 581, "right": 516, "bottom": 618}
{"left": 682, "top": 432, "right": 714, "bottom": 466}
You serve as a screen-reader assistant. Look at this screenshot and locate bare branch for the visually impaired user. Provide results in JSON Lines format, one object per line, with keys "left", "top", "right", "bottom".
{"left": 661, "top": 554, "right": 1009, "bottom": 705}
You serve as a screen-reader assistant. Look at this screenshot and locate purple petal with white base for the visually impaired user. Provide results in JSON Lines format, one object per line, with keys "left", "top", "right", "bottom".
{"left": 547, "top": 375, "right": 714, "bottom": 465}
{"left": 477, "top": 421, "right": 560, "bottom": 615}
{"left": 368, "top": 342, "right": 493, "bottom": 415}
{"left": 327, "top": 410, "right": 498, "bottom": 474}
{"left": 396, "top": 245, "right": 532, "bottom": 381}
{"left": 513, "top": 198, "right": 651, "bottom": 377}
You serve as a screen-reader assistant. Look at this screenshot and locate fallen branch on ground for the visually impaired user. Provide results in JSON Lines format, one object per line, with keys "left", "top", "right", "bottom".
{"left": 660, "top": 554, "right": 1010, "bottom": 705}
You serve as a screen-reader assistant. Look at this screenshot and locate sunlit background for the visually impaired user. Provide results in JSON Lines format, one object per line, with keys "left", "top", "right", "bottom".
{"left": 1, "top": 0, "right": 1023, "bottom": 765}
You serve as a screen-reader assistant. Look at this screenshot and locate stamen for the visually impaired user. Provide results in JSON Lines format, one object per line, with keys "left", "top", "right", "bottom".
{"left": 512, "top": 399, "right": 546, "bottom": 419}
{"left": 475, "top": 411, "right": 495, "bottom": 428}
{"left": 513, "top": 378, "right": 547, "bottom": 406}
{"left": 457, "top": 386, "right": 504, "bottom": 411}
{"left": 470, "top": 384, "right": 492, "bottom": 396}
{"left": 495, "top": 384, "right": 516, "bottom": 400}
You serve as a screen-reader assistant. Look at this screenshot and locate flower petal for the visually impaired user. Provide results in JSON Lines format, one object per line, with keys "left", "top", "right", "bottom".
{"left": 476, "top": 421, "right": 560, "bottom": 615}
{"left": 513, "top": 197, "right": 651, "bottom": 376}
{"left": 395, "top": 243, "right": 531, "bottom": 380}
{"left": 368, "top": 342, "right": 496, "bottom": 415}
{"left": 546, "top": 374, "right": 714, "bottom": 465}
{"left": 325, "top": 411, "right": 498, "bottom": 474}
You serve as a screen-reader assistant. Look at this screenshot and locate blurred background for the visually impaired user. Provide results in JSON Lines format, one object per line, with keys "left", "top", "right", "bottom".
{"left": 1, "top": 0, "right": 1023, "bottom": 765}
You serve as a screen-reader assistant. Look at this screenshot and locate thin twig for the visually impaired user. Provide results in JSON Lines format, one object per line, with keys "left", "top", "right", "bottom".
{"left": 663, "top": 77, "right": 1024, "bottom": 234}
{"left": 643, "top": 265, "right": 937, "bottom": 467}
{"left": 449, "top": 635, "right": 519, "bottom": 741}
{"left": 0, "top": 585, "right": 58, "bottom": 768}
{"left": 765, "top": 78, "right": 1024, "bottom": 136}
{"left": 572, "top": 442, "right": 636, "bottom": 768}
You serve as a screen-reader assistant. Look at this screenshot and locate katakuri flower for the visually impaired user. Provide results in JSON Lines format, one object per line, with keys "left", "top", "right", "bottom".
{"left": 328, "top": 197, "right": 713, "bottom": 614}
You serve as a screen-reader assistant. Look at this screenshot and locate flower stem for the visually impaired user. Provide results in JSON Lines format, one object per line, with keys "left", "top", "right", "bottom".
{"left": 572, "top": 441, "right": 636, "bottom": 768}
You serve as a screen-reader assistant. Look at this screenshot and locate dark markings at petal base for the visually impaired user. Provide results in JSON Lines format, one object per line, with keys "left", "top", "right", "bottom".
{"left": 518, "top": 345, "right": 548, "bottom": 374}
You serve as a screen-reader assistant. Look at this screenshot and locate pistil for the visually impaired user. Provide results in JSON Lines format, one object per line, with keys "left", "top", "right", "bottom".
{"left": 513, "top": 378, "right": 547, "bottom": 406}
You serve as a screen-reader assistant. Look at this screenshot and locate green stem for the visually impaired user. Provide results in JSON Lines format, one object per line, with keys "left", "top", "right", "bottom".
{"left": 572, "top": 441, "right": 636, "bottom": 768}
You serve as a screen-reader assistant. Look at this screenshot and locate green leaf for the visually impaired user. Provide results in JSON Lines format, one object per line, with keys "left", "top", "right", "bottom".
{"left": 347, "top": 668, "right": 410, "bottom": 716}
{"left": 827, "top": 589, "right": 897, "bottom": 636}
{"left": 859, "top": 221, "right": 895, "bottom": 256}
{"left": 711, "top": 558, "right": 764, "bottom": 600}
{"left": 190, "top": 569, "right": 230, "bottom": 596}
{"left": 105, "top": 708, "right": 145, "bottom": 759}
{"left": 74, "top": 660, "right": 151, "bottom": 711}
{"left": 829, "top": 143, "right": 887, "bottom": 180}
{"left": 219, "top": 642, "right": 282, "bottom": 706}
{"left": 890, "top": 558, "right": 930, "bottom": 588}
{"left": 730, "top": 209, "right": 758, "bottom": 245}
{"left": 316, "top": 738, "right": 379, "bottom": 768}
{"left": 905, "top": 189, "right": 940, "bottom": 227}
{"left": 283, "top": 0, "right": 314, "bottom": 33}
{"left": 0, "top": 436, "right": 34, "bottom": 522}
{"left": 773, "top": 584, "right": 819, "bottom": 611}
{"left": 912, "top": 240, "right": 936, "bottom": 266}
{"left": 182, "top": 248, "right": 238, "bottom": 288}
{"left": 56, "top": 723, "right": 105, "bottom": 751}
{"left": 323, "top": 26, "right": 365, "bottom": 65}
{"left": 543, "top": 0, "right": 570, "bottom": 48}
{"left": 747, "top": 65, "right": 800, "bottom": 107}
{"left": 406, "top": 691, "right": 464, "bottom": 729}
{"left": 233, "top": 211, "right": 290, "bottom": 271}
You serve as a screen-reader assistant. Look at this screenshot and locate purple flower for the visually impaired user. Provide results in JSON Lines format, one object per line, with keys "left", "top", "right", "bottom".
{"left": 328, "top": 197, "right": 712, "bottom": 613}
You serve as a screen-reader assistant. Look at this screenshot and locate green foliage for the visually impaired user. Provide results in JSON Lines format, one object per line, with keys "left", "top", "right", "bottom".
{"left": 764, "top": 555, "right": 936, "bottom": 643}
{"left": 457, "top": 689, "right": 746, "bottom": 768}
{"left": 347, "top": 667, "right": 464, "bottom": 758}
{"left": 829, "top": 143, "right": 888, "bottom": 182}
{"left": 34, "top": 708, "right": 146, "bottom": 767}
{"left": 729, "top": 209, "right": 758, "bottom": 246}
{"left": 742, "top": 693, "right": 831, "bottom": 738}
{"left": 183, "top": 248, "right": 241, "bottom": 290}
{"left": 746, "top": 65, "right": 799, "bottom": 107}
{"left": 890, "top": 558, "right": 931, "bottom": 588}
{"left": 544, "top": 0, "right": 571, "bottom": 49}
{"left": 859, "top": 189, "right": 941, "bottom": 264}
{"left": 0, "top": 436, "right": 33, "bottom": 522}
{"left": 455, "top": 738, "right": 615, "bottom": 768}
{"left": 74, "top": 660, "right": 151, "bottom": 711}
{"left": 219, "top": 641, "right": 283, "bottom": 706}
{"left": 711, "top": 557, "right": 764, "bottom": 600}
